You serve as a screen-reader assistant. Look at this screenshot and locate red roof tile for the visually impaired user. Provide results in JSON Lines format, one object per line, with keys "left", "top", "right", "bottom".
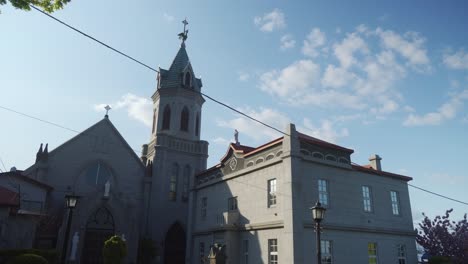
{"left": 298, "top": 132, "right": 354, "bottom": 153}
{"left": 352, "top": 164, "right": 413, "bottom": 181}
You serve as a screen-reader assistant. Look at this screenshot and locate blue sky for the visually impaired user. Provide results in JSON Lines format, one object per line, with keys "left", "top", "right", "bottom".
{"left": 1, "top": 0, "right": 467, "bottom": 223}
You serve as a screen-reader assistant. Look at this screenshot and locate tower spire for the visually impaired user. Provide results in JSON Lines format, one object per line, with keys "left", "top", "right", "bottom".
{"left": 178, "top": 18, "right": 189, "bottom": 46}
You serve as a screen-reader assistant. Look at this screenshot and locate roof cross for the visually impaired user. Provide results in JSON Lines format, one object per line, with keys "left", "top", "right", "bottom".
{"left": 178, "top": 18, "right": 189, "bottom": 44}
{"left": 104, "top": 105, "right": 111, "bottom": 118}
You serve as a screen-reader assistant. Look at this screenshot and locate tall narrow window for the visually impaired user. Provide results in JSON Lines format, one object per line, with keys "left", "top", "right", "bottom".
{"left": 228, "top": 197, "right": 238, "bottom": 211}
{"left": 182, "top": 165, "right": 190, "bottom": 201}
{"left": 162, "top": 105, "right": 171, "bottom": 130}
{"left": 185, "top": 72, "right": 192, "bottom": 87}
{"left": 201, "top": 197, "right": 207, "bottom": 220}
{"left": 268, "top": 179, "right": 277, "bottom": 207}
{"left": 195, "top": 113, "right": 200, "bottom": 136}
{"left": 151, "top": 110, "right": 156, "bottom": 133}
{"left": 362, "top": 186, "right": 373, "bottom": 212}
{"left": 321, "top": 240, "right": 333, "bottom": 264}
{"left": 199, "top": 242, "right": 205, "bottom": 264}
{"left": 397, "top": 244, "right": 406, "bottom": 264}
{"left": 180, "top": 106, "right": 189, "bottom": 131}
{"left": 390, "top": 191, "right": 400, "bottom": 215}
{"left": 368, "top": 242, "right": 378, "bottom": 264}
{"left": 268, "top": 239, "right": 278, "bottom": 264}
{"left": 318, "top": 179, "right": 329, "bottom": 207}
{"left": 169, "top": 163, "right": 179, "bottom": 201}
{"left": 243, "top": 239, "right": 249, "bottom": 264}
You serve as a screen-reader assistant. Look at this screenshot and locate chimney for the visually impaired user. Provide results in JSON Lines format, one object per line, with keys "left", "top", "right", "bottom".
{"left": 369, "top": 154, "right": 382, "bottom": 171}
{"left": 141, "top": 144, "right": 148, "bottom": 165}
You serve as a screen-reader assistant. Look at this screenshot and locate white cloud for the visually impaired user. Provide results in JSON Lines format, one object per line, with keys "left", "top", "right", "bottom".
{"left": 238, "top": 71, "right": 250, "bottom": 82}
{"left": 254, "top": 9, "right": 286, "bottom": 32}
{"left": 280, "top": 34, "right": 296, "bottom": 50}
{"left": 163, "top": 13, "right": 175, "bottom": 23}
{"left": 260, "top": 60, "right": 320, "bottom": 98}
{"left": 403, "top": 90, "right": 468, "bottom": 126}
{"left": 302, "top": 28, "right": 326, "bottom": 57}
{"left": 217, "top": 107, "right": 290, "bottom": 141}
{"left": 333, "top": 32, "right": 369, "bottom": 68}
{"left": 300, "top": 118, "right": 349, "bottom": 143}
{"left": 443, "top": 49, "right": 468, "bottom": 70}
{"left": 321, "top": 65, "right": 356, "bottom": 88}
{"left": 376, "top": 28, "right": 429, "bottom": 66}
{"left": 94, "top": 93, "right": 153, "bottom": 127}
{"left": 213, "top": 137, "right": 231, "bottom": 146}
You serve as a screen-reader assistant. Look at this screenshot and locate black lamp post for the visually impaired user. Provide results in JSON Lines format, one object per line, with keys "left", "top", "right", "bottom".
{"left": 311, "top": 201, "right": 326, "bottom": 264}
{"left": 61, "top": 194, "right": 80, "bottom": 264}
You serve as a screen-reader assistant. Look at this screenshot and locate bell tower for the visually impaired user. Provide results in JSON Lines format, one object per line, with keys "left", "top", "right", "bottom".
{"left": 144, "top": 19, "right": 208, "bottom": 264}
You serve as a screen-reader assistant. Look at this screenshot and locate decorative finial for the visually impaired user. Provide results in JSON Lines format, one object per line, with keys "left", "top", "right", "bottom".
{"left": 178, "top": 18, "right": 189, "bottom": 45}
{"left": 104, "top": 105, "right": 111, "bottom": 118}
{"left": 234, "top": 129, "right": 239, "bottom": 146}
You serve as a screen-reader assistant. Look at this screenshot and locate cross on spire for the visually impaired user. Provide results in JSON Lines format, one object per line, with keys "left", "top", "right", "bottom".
{"left": 104, "top": 105, "right": 111, "bottom": 118}
{"left": 178, "top": 18, "right": 189, "bottom": 45}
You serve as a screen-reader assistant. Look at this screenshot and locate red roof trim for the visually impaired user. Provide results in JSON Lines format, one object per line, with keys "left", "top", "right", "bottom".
{"left": 0, "top": 171, "right": 54, "bottom": 191}
{"left": 243, "top": 137, "right": 283, "bottom": 157}
{"left": 352, "top": 164, "right": 413, "bottom": 181}
{"left": 298, "top": 132, "right": 354, "bottom": 153}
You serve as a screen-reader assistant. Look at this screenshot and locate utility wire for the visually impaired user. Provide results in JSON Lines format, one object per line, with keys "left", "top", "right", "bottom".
{"left": 30, "top": 5, "right": 289, "bottom": 137}
{"left": 408, "top": 184, "right": 468, "bottom": 206}
{"left": 26, "top": 5, "right": 467, "bottom": 207}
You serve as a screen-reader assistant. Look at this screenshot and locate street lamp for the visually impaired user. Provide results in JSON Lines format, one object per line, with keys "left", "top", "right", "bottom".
{"left": 61, "top": 194, "right": 80, "bottom": 264}
{"left": 311, "top": 201, "right": 326, "bottom": 264}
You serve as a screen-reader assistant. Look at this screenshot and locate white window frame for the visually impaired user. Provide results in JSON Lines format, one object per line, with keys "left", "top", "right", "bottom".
{"left": 268, "top": 179, "right": 277, "bottom": 207}
{"left": 390, "top": 191, "right": 400, "bottom": 215}
{"left": 318, "top": 179, "right": 329, "bottom": 207}
{"left": 320, "top": 240, "right": 333, "bottom": 264}
{"left": 268, "top": 239, "right": 278, "bottom": 264}
{"left": 228, "top": 196, "right": 238, "bottom": 211}
{"left": 201, "top": 197, "right": 207, "bottom": 220}
{"left": 397, "top": 244, "right": 406, "bottom": 264}
{"left": 368, "top": 242, "right": 378, "bottom": 264}
{"left": 362, "top": 186, "right": 373, "bottom": 212}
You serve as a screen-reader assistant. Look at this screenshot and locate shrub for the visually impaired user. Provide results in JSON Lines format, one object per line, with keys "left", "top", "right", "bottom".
{"left": 0, "top": 249, "right": 57, "bottom": 264}
{"left": 6, "top": 254, "right": 48, "bottom": 264}
{"left": 429, "top": 256, "right": 453, "bottom": 264}
{"left": 103, "top": 235, "right": 127, "bottom": 264}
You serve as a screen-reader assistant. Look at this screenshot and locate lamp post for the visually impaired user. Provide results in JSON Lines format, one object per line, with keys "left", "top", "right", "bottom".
{"left": 61, "top": 194, "right": 80, "bottom": 264}
{"left": 311, "top": 201, "right": 326, "bottom": 264}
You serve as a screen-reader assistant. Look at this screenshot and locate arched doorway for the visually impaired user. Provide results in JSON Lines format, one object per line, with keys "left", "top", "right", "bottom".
{"left": 164, "top": 222, "right": 186, "bottom": 264}
{"left": 81, "top": 207, "right": 115, "bottom": 264}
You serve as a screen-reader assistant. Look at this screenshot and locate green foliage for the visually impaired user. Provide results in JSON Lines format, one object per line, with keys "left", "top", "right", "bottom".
{"left": 0, "top": 0, "right": 70, "bottom": 13}
{"left": 137, "top": 238, "right": 157, "bottom": 264}
{"left": 429, "top": 256, "right": 453, "bottom": 264}
{"left": 6, "top": 253, "right": 48, "bottom": 264}
{"left": 0, "top": 249, "right": 58, "bottom": 264}
{"left": 103, "top": 235, "right": 127, "bottom": 264}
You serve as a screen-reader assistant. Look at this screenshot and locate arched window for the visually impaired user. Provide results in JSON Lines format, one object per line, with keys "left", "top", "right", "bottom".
{"left": 169, "top": 163, "right": 179, "bottom": 201}
{"left": 180, "top": 107, "right": 189, "bottom": 132}
{"left": 152, "top": 110, "right": 157, "bottom": 133}
{"left": 195, "top": 113, "right": 200, "bottom": 136}
{"left": 162, "top": 105, "right": 171, "bottom": 130}
{"left": 85, "top": 162, "right": 112, "bottom": 186}
{"left": 184, "top": 72, "right": 191, "bottom": 88}
{"left": 182, "top": 165, "right": 190, "bottom": 201}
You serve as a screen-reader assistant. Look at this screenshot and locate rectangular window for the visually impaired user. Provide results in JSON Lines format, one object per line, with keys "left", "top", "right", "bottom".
{"left": 268, "top": 179, "right": 277, "bottom": 207}
{"left": 397, "top": 244, "right": 406, "bottom": 264}
{"left": 390, "top": 191, "right": 400, "bottom": 215}
{"left": 368, "top": 242, "right": 378, "bottom": 264}
{"left": 321, "top": 240, "right": 333, "bottom": 264}
{"left": 243, "top": 239, "right": 249, "bottom": 264}
{"left": 318, "top": 179, "right": 329, "bottom": 207}
{"left": 201, "top": 197, "right": 207, "bottom": 220}
{"left": 268, "top": 239, "right": 278, "bottom": 264}
{"left": 199, "top": 242, "right": 205, "bottom": 264}
{"left": 228, "top": 197, "right": 238, "bottom": 211}
{"left": 362, "top": 186, "right": 373, "bottom": 212}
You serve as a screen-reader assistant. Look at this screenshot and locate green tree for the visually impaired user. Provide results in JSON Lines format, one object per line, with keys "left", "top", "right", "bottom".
{"left": 0, "top": 0, "right": 70, "bottom": 13}
{"left": 103, "top": 235, "right": 127, "bottom": 264}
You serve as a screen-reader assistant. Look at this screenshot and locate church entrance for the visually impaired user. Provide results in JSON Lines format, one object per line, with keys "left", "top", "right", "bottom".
{"left": 164, "top": 222, "right": 186, "bottom": 264}
{"left": 81, "top": 207, "right": 115, "bottom": 264}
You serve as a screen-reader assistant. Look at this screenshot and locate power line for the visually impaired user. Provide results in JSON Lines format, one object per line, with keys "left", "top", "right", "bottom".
{"left": 30, "top": 5, "right": 289, "bottom": 137}
{"left": 409, "top": 183, "right": 468, "bottom": 206}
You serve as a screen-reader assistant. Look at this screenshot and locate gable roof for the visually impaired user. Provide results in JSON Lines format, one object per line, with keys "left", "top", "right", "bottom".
{"left": 0, "top": 171, "right": 53, "bottom": 191}
{"left": 25, "top": 117, "right": 145, "bottom": 173}
{"left": 0, "top": 185, "right": 19, "bottom": 207}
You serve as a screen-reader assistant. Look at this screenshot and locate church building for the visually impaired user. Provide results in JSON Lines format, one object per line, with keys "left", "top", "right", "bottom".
{"left": 0, "top": 24, "right": 417, "bottom": 264}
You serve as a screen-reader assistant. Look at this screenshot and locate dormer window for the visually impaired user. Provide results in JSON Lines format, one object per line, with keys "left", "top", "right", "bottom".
{"left": 184, "top": 72, "right": 192, "bottom": 88}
